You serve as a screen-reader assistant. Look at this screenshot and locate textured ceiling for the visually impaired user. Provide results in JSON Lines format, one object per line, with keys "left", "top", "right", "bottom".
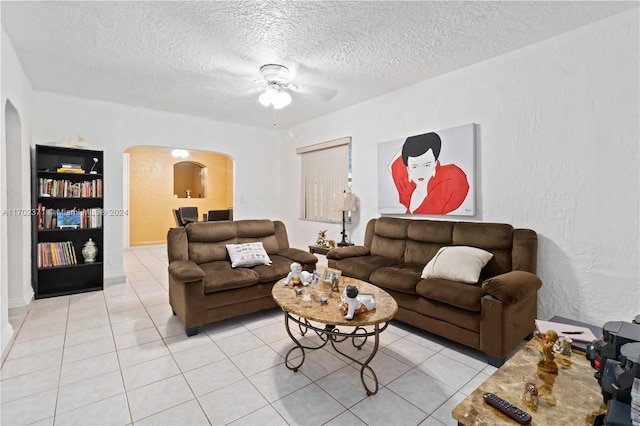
{"left": 1, "top": 1, "right": 636, "bottom": 129}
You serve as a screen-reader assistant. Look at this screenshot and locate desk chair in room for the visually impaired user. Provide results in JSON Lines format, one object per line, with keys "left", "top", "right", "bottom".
{"left": 207, "top": 208, "right": 233, "bottom": 221}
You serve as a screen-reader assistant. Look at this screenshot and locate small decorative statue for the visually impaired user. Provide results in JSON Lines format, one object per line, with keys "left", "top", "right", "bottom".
{"left": 338, "top": 285, "right": 376, "bottom": 320}
{"left": 521, "top": 376, "right": 539, "bottom": 404}
{"left": 284, "top": 262, "right": 312, "bottom": 286}
{"left": 186, "top": 189, "right": 191, "bottom": 198}
{"left": 537, "top": 329, "right": 559, "bottom": 374}
{"left": 316, "top": 229, "right": 327, "bottom": 247}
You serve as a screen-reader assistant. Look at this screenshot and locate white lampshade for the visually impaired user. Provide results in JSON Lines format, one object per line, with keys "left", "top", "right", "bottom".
{"left": 333, "top": 192, "right": 358, "bottom": 212}
{"left": 272, "top": 90, "right": 292, "bottom": 109}
{"left": 258, "top": 88, "right": 277, "bottom": 107}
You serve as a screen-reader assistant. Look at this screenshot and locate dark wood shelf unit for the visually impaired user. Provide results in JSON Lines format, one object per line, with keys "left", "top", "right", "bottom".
{"left": 32, "top": 144, "right": 104, "bottom": 299}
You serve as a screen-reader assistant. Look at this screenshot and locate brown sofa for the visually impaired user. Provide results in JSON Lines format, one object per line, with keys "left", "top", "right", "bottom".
{"left": 167, "top": 219, "right": 318, "bottom": 336}
{"left": 327, "top": 216, "right": 541, "bottom": 366}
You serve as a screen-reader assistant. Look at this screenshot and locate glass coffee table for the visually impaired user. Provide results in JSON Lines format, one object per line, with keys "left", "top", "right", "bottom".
{"left": 271, "top": 277, "right": 398, "bottom": 395}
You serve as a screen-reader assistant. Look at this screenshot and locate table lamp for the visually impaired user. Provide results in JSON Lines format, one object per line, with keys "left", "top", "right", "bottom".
{"left": 333, "top": 191, "right": 358, "bottom": 247}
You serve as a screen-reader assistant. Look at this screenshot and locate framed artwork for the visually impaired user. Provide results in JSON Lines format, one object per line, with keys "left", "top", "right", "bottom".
{"left": 377, "top": 123, "right": 475, "bottom": 216}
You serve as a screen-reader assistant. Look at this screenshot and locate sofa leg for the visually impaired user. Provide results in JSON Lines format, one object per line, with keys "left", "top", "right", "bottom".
{"left": 186, "top": 327, "right": 198, "bottom": 337}
{"left": 487, "top": 354, "right": 505, "bottom": 367}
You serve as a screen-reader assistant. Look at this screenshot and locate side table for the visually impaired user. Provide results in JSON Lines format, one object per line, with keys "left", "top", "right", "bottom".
{"left": 452, "top": 337, "right": 605, "bottom": 425}
{"left": 309, "top": 245, "right": 332, "bottom": 256}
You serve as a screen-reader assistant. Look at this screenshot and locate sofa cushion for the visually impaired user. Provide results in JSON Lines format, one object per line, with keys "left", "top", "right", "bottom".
{"left": 370, "top": 263, "right": 423, "bottom": 295}
{"left": 252, "top": 254, "right": 292, "bottom": 283}
{"left": 415, "top": 278, "right": 486, "bottom": 311}
{"left": 421, "top": 246, "right": 493, "bottom": 284}
{"left": 200, "top": 261, "right": 259, "bottom": 293}
{"left": 329, "top": 255, "right": 402, "bottom": 282}
{"left": 226, "top": 242, "right": 272, "bottom": 267}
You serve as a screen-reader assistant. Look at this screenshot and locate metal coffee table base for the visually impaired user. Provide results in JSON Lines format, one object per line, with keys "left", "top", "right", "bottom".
{"left": 282, "top": 310, "right": 389, "bottom": 396}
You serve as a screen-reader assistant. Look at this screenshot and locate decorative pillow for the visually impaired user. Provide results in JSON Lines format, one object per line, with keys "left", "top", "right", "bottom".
{"left": 226, "top": 242, "right": 272, "bottom": 268}
{"left": 421, "top": 246, "right": 493, "bottom": 284}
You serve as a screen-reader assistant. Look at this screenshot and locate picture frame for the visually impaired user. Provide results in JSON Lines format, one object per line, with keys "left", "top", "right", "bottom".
{"left": 322, "top": 267, "right": 342, "bottom": 284}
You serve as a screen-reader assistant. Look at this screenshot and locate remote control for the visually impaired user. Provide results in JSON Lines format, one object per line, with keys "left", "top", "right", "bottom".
{"left": 483, "top": 392, "right": 532, "bottom": 425}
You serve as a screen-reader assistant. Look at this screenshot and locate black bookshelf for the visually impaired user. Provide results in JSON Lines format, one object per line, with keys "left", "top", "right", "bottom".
{"left": 32, "top": 144, "right": 104, "bottom": 298}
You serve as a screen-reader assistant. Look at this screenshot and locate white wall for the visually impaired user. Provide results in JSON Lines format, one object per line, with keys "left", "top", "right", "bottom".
{"left": 31, "top": 92, "right": 282, "bottom": 284}
{"left": 1, "top": 27, "right": 34, "bottom": 355}
{"left": 281, "top": 10, "right": 640, "bottom": 327}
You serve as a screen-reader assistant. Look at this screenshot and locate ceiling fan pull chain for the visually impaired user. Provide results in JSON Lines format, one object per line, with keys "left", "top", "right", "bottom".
{"left": 273, "top": 105, "right": 277, "bottom": 126}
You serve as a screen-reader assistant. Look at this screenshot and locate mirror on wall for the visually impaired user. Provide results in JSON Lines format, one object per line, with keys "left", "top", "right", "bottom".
{"left": 174, "top": 161, "right": 206, "bottom": 198}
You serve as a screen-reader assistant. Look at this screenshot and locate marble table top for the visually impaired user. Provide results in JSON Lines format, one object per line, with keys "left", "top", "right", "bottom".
{"left": 271, "top": 277, "right": 398, "bottom": 327}
{"left": 452, "top": 336, "right": 606, "bottom": 425}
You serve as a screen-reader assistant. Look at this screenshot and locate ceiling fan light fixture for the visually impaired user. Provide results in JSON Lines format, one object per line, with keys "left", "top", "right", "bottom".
{"left": 272, "top": 90, "right": 292, "bottom": 109}
{"left": 257, "top": 64, "right": 295, "bottom": 110}
{"left": 258, "top": 88, "right": 277, "bottom": 107}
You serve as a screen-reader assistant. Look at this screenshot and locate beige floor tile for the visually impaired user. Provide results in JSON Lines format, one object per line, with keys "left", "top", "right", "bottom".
{"left": 122, "top": 354, "right": 181, "bottom": 391}
{"left": 64, "top": 324, "right": 113, "bottom": 347}
{"left": 198, "top": 379, "right": 269, "bottom": 425}
{"left": 6, "top": 334, "right": 64, "bottom": 360}
{"left": 228, "top": 405, "right": 288, "bottom": 425}
{"left": 249, "top": 364, "right": 312, "bottom": 403}
{"left": 114, "top": 326, "right": 161, "bottom": 350}
{"left": 62, "top": 335, "right": 115, "bottom": 363}
{"left": 117, "top": 339, "right": 170, "bottom": 368}
{"left": 53, "top": 393, "right": 131, "bottom": 425}
{"left": 134, "top": 399, "right": 209, "bottom": 425}
{"left": 127, "top": 375, "right": 194, "bottom": 421}
{"left": 1, "top": 349, "right": 63, "bottom": 380}
{"left": 183, "top": 358, "right": 244, "bottom": 397}
{"left": 271, "top": 383, "right": 346, "bottom": 425}
{"left": 60, "top": 352, "right": 120, "bottom": 386}
{"left": 56, "top": 370, "right": 125, "bottom": 414}
{"left": 171, "top": 341, "right": 227, "bottom": 373}
{"left": 1, "top": 389, "right": 57, "bottom": 425}
{"left": 1, "top": 366, "right": 60, "bottom": 404}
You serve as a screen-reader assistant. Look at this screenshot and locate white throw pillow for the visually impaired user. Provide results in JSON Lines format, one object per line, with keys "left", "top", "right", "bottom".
{"left": 226, "top": 242, "right": 272, "bottom": 268}
{"left": 421, "top": 246, "right": 493, "bottom": 284}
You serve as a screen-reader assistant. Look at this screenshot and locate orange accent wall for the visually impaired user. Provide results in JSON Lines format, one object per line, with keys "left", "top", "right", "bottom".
{"left": 126, "top": 146, "right": 233, "bottom": 246}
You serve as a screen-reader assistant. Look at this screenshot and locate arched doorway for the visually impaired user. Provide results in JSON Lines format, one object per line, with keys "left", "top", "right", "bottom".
{"left": 124, "top": 146, "right": 233, "bottom": 246}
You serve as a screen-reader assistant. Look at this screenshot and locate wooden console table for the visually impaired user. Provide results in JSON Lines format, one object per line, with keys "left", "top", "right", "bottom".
{"left": 309, "top": 245, "right": 332, "bottom": 256}
{"left": 452, "top": 337, "right": 606, "bottom": 425}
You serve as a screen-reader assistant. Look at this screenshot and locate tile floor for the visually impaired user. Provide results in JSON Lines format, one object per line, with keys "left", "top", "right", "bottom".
{"left": 1, "top": 245, "right": 502, "bottom": 425}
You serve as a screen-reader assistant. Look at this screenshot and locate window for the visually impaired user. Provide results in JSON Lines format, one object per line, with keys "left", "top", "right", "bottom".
{"left": 297, "top": 137, "right": 351, "bottom": 222}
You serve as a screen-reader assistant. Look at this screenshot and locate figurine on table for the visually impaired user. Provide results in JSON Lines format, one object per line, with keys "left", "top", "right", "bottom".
{"left": 537, "top": 329, "right": 559, "bottom": 374}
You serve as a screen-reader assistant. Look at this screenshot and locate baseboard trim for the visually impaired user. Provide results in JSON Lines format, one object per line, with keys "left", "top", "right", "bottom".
{"left": 104, "top": 274, "right": 126, "bottom": 286}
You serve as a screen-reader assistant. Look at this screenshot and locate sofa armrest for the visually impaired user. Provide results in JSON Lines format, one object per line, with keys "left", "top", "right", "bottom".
{"left": 168, "top": 260, "right": 206, "bottom": 283}
{"left": 481, "top": 271, "right": 542, "bottom": 304}
{"left": 278, "top": 248, "right": 318, "bottom": 265}
{"left": 326, "top": 245, "right": 370, "bottom": 260}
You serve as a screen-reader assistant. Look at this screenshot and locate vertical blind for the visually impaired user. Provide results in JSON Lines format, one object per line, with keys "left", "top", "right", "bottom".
{"left": 297, "top": 137, "right": 351, "bottom": 222}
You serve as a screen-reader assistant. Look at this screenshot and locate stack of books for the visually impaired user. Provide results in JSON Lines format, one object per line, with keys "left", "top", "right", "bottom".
{"left": 37, "top": 241, "right": 78, "bottom": 267}
{"left": 57, "top": 163, "right": 85, "bottom": 174}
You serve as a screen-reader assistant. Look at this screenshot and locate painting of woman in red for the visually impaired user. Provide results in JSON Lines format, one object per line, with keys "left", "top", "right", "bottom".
{"left": 391, "top": 132, "right": 469, "bottom": 214}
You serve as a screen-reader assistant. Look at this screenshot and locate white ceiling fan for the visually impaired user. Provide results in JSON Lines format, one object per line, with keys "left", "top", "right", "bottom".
{"left": 255, "top": 64, "right": 299, "bottom": 109}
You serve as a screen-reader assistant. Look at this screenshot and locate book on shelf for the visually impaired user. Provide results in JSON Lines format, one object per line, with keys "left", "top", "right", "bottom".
{"left": 39, "top": 177, "right": 103, "bottom": 198}
{"left": 57, "top": 168, "right": 85, "bottom": 174}
{"left": 37, "top": 241, "right": 78, "bottom": 268}
{"left": 60, "top": 163, "right": 82, "bottom": 169}
{"left": 37, "top": 206, "right": 103, "bottom": 230}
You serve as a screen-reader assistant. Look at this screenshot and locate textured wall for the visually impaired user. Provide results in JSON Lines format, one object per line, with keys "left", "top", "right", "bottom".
{"left": 281, "top": 10, "right": 640, "bottom": 327}
{"left": 126, "top": 146, "right": 233, "bottom": 246}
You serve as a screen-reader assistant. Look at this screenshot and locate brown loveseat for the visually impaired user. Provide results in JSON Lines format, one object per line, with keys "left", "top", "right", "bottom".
{"left": 327, "top": 217, "right": 541, "bottom": 366}
{"left": 168, "top": 219, "right": 318, "bottom": 336}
